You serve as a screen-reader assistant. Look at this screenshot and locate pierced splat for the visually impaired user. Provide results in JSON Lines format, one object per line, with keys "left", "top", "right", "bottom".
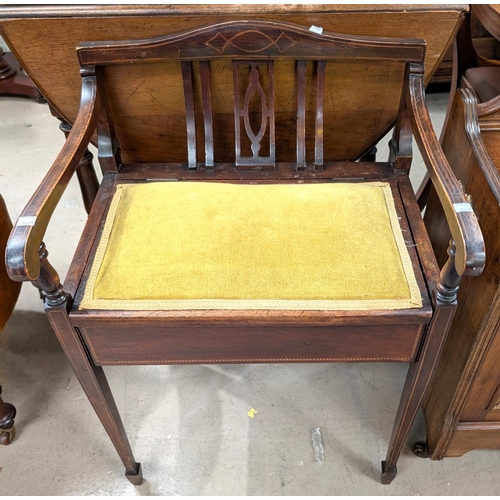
{"left": 233, "top": 61, "right": 275, "bottom": 168}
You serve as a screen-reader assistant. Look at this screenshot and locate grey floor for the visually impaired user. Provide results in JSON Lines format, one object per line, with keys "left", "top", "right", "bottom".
{"left": 1, "top": 93, "right": 500, "bottom": 496}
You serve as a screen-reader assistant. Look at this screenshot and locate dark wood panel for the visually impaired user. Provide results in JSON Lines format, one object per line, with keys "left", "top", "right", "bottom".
{"left": 78, "top": 323, "right": 425, "bottom": 365}
{"left": 460, "top": 289, "right": 500, "bottom": 421}
{"left": 423, "top": 91, "right": 500, "bottom": 458}
{"left": 446, "top": 421, "right": 500, "bottom": 457}
{"left": 117, "top": 161, "right": 396, "bottom": 180}
{"left": 484, "top": 406, "right": 500, "bottom": 422}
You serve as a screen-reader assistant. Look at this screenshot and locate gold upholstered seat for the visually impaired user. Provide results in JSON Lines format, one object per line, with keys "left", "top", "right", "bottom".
{"left": 80, "top": 181, "right": 422, "bottom": 311}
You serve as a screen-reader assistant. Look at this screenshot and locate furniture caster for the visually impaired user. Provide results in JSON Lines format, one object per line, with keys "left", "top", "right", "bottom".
{"left": 412, "top": 441, "right": 430, "bottom": 458}
{"left": 381, "top": 461, "right": 397, "bottom": 485}
{"left": 0, "top": 385, "right": 16, "bottom": 445}
{"left": 125, "top": 463, "right": 143, "bottom": 486}
{"left": 0, "top": 425, "right": 15, "bottom": 445}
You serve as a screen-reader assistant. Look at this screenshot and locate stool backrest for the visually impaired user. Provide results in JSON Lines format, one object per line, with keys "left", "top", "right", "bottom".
{"left": 77, "top": 20, "right": 426, "bottom": 168}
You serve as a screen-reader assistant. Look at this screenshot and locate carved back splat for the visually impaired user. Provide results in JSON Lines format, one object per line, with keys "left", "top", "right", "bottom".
{"left": 233, "top": 61, "right": 275, "bottom": 168}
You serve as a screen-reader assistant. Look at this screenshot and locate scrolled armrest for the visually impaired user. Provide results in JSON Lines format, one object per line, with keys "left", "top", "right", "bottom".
{"left": 406, "top": 64, "right": 485, "bottom": 277}
{"left": 6, "top": 73, "right": 98, "bottom": 283}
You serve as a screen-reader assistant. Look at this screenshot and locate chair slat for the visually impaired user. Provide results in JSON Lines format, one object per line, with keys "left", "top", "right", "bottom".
{"left": 315, "top": 60, "right": 327, "bottom": 170}
{"left": 199, "top": 61, "right": 214, "bottom": 169}
{"left": 181, "top": 61, "right": 197, "bottom": 169}
{"left": 296, "top": 60, "right": 307, "bottom": 170}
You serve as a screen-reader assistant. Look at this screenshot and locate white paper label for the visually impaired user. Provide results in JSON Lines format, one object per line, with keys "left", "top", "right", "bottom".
{"left": 453, "top": 203, "right": 473, "bottom": 213}
{"left": 309, "top": 25, "right": 323, "bottom": 35}
{"left": 17, "top": 216, "right": 37, "bottom": 226}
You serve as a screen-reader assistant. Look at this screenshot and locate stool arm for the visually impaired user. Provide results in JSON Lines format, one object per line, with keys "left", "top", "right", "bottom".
{"left": 407, "top": 63, "right": 485, "bottom": 277}
{"left": 6, "top": 73, "right": 98, "bottom": 284}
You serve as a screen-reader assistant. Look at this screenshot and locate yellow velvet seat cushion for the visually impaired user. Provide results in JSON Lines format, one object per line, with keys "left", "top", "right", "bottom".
{"left": 80, "top": 181, "right": 422, "bottom": 310}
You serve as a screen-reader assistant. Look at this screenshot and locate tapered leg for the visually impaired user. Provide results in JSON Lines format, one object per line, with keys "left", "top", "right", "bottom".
{"left": 24, "top": 244, "right": 141, "bottom": 483}
{"left": 381, "top": 303, "right": 456, "bottom": 483}
{"left": 46, "top": 306, "right": 142, "bottom": 484}
{"left": 0, "top": 385, "right": 16, "bottom": 445}
{"left": 382, "top": 242, "right": 462, "bottom": 484}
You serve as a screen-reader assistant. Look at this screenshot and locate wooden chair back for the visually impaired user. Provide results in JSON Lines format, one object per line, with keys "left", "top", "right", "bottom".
{"left": 78, "top": 20, "right": 426, "bottom": 168}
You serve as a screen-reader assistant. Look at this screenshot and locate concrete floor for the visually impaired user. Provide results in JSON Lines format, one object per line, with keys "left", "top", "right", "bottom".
{"left": 2, "top": 93, "right": 500, "bottom": 496}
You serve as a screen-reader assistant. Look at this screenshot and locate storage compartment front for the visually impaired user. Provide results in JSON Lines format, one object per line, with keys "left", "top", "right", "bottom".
{"left": 76, "top": 323, "right": 425, "bottom": 365}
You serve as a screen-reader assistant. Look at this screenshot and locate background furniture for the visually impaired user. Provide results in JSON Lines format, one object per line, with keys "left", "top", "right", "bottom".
{"left": 414, "top": 6, "right": 500, "bottom": 457}
{"left": 417, "top": 89, "right": 500, "bottom": 459}
{"left": 0, "top": 48, "right": 44, "bottom": 101}
{"left": 417, "top": 5, "right": 500, "bottom": 203}
{"left": 0, "top": 385, "right": 16, "bottom": 445}
{"left": 5, "top": 20, "right": 485, "bottom": 486}
{"left": 428, "top": 6, "right": 500, "bottom": 89}
{"left": 0, "top": 195, "right": 22, "bottom": 445}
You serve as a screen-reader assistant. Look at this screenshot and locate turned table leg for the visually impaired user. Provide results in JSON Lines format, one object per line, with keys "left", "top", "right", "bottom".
{"left": 0, "top": 49, "right": 45, "bottom": 101}
{"left": 56, "top": 117, "right": 99, "bottom": 214}
{"left": 0, "top": 385, "right": 16, "bottom": 445}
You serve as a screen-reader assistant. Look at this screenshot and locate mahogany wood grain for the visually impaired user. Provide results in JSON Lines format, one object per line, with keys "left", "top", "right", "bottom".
{"left": 296, "top": 60, "right": 307, "bottom": 170}
{"left": 406, "top": 65, "right": 485, "bottom": 277}
{"left": 78, "top": 323, "right": 425, "bottom": 366}
{"left": 199, "top": 61, "right": 214, "bottom": 169}
{"left": 181, "top": 62, "right": 197, "bottom": 169}
{"left": 382, "top": 302, "right": 457, "bottom": 482}
{"left": 396, "top": 175, "right": 441, "bottom": 295}
{"left": 117, "top": 161, "right": 396, "bottom": 180}
{"left": 446, "top": 421, "right": 500, "bottom": 457}
{"left": 389, "top": 85, "right": 413, "bottom": 172}
{"left": 460, "top": 290, "right": 500, "bottom": 421}
{"left": 96, "top": 69, "right": 121, "bottom": 173}
{"left": 0, "top": 5, "right": 470, "bottom": 17}
{"left": 76, "top": 20, "right": 426, "bottom": 65}
{"left": 63, "top": 173, "right": 116, "bottom": 300}
{"left": 6, "top": 73, "right": 98, "bottom": 283}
